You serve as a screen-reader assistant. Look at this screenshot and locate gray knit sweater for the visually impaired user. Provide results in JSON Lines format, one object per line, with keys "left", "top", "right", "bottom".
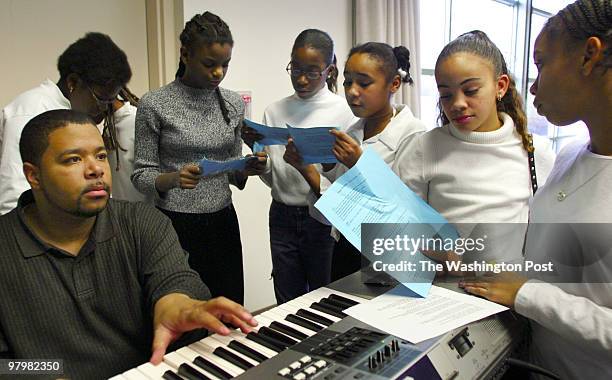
{"left": 132, "top": 79, "right": 245, "bottom": 213}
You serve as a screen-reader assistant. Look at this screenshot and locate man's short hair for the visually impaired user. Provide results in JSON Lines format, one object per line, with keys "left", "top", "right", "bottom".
{"left": 20, "top": 109, "right": 95, "bottom": 166}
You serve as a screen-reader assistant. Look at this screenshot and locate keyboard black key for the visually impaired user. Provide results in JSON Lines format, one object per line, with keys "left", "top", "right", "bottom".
{"left": 213, "top": 346, "right": 254, "bottom": 370}
{"left": 193, "top": 355, "right": 233, "bottom": 380}
{"left": 322, "top": 297, "right": 353, "bottom": 310}
{"left": 178, "top": 363, "right": 211, "bottom": 380}
{"left": 162, "top": 371, "right": 184, "bottom": 380}
{"left": 320, "top": 297, "right": 352, "bottom": 312}
{"left": 270, "top": 321, "right": 308, "bottom": 341}
{"left": 311, "top": 301, "right": 347, "bottom": 319}
{"left": 255, "top": 330, "right": 291, "bottom": 349}
{"left": 228, "top": 340, "right": 267, "bottom": 363}
{"left": 286, "top": 314, "right": 324, "bottom": 332}
{"left": 297, "top": 308, "right": 334, "bottom": 326}
{"left": 329, "top": 294, "right": 359, "bottom": 306}
{"left": 259, "top": 326, "right": 299, "bottom": 347}
{"left": 246, "top": 332, "right": 285, "bottom": 352}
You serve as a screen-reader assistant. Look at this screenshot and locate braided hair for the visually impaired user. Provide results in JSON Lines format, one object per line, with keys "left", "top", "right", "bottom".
{"left": 435, "top": 31, "right": 532, "bottom": 153}
{"left": 106, "top": 86, "right": 140, "bottom": 171}
{"left": 177, "top": 11, "right": 233, "bottom": 125}
{"left": 543, "top": 0, "right": 612, "bottom": 69}
{"left": 292, "top": 29, "right": 339, "bottom": 93}
{"left": 348, "top": 42, "right": 414, "bottom": 85}
{"left": 57, "top": 32, "right": 132, "bottom": 157}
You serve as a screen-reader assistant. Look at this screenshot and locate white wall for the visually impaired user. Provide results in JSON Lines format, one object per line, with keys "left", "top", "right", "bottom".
{"left": 183, "top": 0, "right": 353, "bottom": 311}
{"left": 0, "top": 0, "right": 149, "bottom": 107}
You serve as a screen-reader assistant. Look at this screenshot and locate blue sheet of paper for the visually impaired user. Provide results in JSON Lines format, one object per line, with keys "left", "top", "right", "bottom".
{"left": 286, "top": 124, "right": 339, "bottom": 164}
{"left": 244, "top": 119, "right": 290, "bottom": 146}
{"left": 199, "top": 156, "right": 256, "bottom": 176}
{"left": 314, "top": 148, "right": 459, "bottom": 297}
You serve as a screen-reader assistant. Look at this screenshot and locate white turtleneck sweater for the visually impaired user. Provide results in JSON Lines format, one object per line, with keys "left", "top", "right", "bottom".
{"left": 261, "top": 86, "right": 356, "bottom": 206}
{"left": 393, "top": 113, "right": 555, "bottom": 263}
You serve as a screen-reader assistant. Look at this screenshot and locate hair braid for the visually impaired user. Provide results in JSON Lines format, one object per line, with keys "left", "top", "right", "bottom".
{"left": 119, "top": 86, "right": 139, "bottom": 106}
{"left": 176, "top": 11, "right": 233, "bottom": 78}
{"left": 545, "top": 0, "right": 612, "bottom": 68}
{"left": 176, "top": 11, "right": 233, "bottom": 125}
{"left": 215, "top": 87, "right": 231, "bottom": 124}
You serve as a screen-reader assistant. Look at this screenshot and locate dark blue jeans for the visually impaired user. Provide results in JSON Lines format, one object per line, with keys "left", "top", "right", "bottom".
{"left": 269, "top": 200, "right": 335, "bottom": 304}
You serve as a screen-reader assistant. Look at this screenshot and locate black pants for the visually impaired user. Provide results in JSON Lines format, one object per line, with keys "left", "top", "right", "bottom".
{"left": 160, "top": 205, "right": 244, "bottom": 304}
{"left": 330, "top": 234, "right": 362, "bottom": 282}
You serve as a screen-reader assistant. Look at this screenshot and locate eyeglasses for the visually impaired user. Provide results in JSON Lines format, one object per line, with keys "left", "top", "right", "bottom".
{"left": 87, "top": 85, "right": 118, "bottom": 108}
{"left": 286, "top": 63, "right": 331, "bottom": 80}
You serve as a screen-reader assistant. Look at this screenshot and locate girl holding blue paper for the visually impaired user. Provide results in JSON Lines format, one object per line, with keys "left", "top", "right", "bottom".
{"left": 243, "top": 29, "right": 355, "bottom": 303}
{"left": 132, "top": 11, "right": 266, "bottom": 304}
{"left": 285, "top": 42, "right": 427, "bottom": 281}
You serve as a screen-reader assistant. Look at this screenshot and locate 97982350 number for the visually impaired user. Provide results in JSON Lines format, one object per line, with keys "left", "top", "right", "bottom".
{"left": 0, "top": 359, "right": 63, "bottom": 375}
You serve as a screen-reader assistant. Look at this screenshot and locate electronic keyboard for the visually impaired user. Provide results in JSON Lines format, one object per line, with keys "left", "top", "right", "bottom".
{"left": 111, "top": 275, "right": 524, "bottom": 380}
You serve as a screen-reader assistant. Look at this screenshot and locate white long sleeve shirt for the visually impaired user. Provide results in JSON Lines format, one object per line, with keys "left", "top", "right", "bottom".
{"left": 515, "top": 140, "right": 612, "bottom": 379}
{"left": 261, "top": 86, "right": 356, "bottom": 206}
{"left": 317, "top": 104, "right": 426, "bottom": 234}
{"left": 393, "top": 113, "right": 555, "bottom": 263}
{"left": 321, "top": 104, "right": 426, "bottom": 188}
{"left": 0, "top": 80, "right": 70, "bottom": 214}
{"left": 107, "top": 102, "right": 146, "bottom": 202}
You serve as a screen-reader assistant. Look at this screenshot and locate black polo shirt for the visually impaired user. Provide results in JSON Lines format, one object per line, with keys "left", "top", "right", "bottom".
{"left": 0, "top": 191, "right": 211, "bottom": 379}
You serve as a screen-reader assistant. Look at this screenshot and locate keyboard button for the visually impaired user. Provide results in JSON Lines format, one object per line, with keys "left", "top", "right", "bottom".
{"left": 278, "top": 367, "right": 291, "bottom": 376}
{"left": 289, "top": 361, "right": 301, "bottom": 370}
{"left": 299, "top": 356, "right": 312, "bottom": 364}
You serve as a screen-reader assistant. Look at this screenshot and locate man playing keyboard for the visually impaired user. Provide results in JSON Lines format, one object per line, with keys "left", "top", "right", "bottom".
{"left": 0, "top": 109, "right": 258, "bottom": 379}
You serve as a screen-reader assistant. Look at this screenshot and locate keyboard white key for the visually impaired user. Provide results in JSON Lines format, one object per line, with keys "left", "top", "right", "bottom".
{"left": 121, "top": 368, "right": 150, "bottom": 380}
{"left": 108, "top": 374, "right": 129, "bottom": 380}
{"left": 137, "top": 362, "right": 178, "bottom": 379}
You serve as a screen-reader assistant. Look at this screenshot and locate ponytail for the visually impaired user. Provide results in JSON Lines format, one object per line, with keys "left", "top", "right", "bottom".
{"left": 326, "top": 54, "right": 338, "bottom": 93}
{"left": 393, "top": 46, "right": 414, "bottom": 85}
{"left": 349, "top": 42, "right": 414, "bottom": 85}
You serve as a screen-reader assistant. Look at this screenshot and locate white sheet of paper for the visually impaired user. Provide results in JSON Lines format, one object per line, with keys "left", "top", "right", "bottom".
{"left": 344, "top": 285, "right": 508, "bottom": 343}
